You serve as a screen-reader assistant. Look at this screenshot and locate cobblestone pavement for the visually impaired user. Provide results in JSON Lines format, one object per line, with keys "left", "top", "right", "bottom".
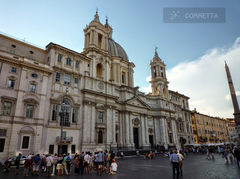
{"left": 1, "top": 153, "right": 240, "bottom": 179}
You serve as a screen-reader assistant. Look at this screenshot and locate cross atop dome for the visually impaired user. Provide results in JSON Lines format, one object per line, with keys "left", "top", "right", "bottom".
{"left": 154, "top": 46, "right": 160, "bottom": 59}
{"left": 93, "top": 8, "right": 100, "bottom": 23}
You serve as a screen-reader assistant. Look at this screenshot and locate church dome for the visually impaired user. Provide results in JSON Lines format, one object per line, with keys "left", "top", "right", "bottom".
{"left": 108, "top": 38, "right": 129, "bottom": 61}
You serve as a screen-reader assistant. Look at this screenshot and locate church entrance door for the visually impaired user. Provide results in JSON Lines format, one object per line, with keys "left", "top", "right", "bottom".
{"left": 133, "top": 128, "right": 139, "bottom": 149}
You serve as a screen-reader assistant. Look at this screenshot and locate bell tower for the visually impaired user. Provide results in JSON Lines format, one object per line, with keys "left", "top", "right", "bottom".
{"left": 149, "top": 48, "right": 169, "bottom": 99}
{"left": 83, "top": 10, "right": 110, "bottom": 51}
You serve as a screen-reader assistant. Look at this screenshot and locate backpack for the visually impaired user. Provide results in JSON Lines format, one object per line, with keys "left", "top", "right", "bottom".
{"left": 15, "top": 156, "right": 20, "bottom": 165}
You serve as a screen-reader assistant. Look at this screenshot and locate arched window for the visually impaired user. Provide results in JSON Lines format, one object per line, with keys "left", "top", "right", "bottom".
{"left": 98, "top": 131, "right": 103, "bottom": 143}
{"left": 58, "top": 54, "right": 62, "bottom": 62}
{"left": 153, "top": 67, "right": 156, "bottom": 77}
{"left": 96, "top": 63, "right": 102, "bottom": 76}
{"left": 66, "top": 58, "right": 71, "bottom": 66}
{"left": 60, "top": 99, "right": 71, "bottom": 126}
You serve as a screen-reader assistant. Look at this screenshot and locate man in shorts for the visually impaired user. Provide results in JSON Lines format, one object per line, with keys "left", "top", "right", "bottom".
{"left": 15, "top": 153, "right": 22, "bottom": 174}
{"left": 32, "top": 154, "right": 41, "bottom": 176}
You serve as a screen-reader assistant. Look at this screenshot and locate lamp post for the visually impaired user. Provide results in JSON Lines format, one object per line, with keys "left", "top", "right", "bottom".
{"left": 59, "top": 102, "right": 66, "bottom": 155}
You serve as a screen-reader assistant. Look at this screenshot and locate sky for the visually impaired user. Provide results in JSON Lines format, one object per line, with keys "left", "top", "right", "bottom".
{"left": 0, "top": 0, "right": 240, "bottom": 118}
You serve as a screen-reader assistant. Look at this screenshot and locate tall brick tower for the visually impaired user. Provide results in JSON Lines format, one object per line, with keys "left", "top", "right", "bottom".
{"left": 225, "top": 61, "right": 240, "bottom": 126}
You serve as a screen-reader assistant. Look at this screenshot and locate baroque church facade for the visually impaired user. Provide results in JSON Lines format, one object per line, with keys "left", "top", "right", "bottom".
{"left": 0, "top": 12, "right": 193, "bottom": 158}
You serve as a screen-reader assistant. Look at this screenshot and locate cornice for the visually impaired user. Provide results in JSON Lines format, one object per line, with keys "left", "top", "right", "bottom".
{"left": 0, "top": 119, "right": 44, "bottom": 126}
{"left": 81, "top": 89, "right": 119, "bottom": 100}
{"left": 0, "top": 56, "right": 52, "bottom": 74}
{"left": 46, "top": 43, "right": 91, "bottom": 62}
{"left": 53, "top": 65, "right": 82, "bottom": 78}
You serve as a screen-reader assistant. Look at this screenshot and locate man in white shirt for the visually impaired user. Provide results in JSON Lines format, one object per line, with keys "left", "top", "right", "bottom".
{"left": 84, "top": 152, "right": 90, "bottom": 174}
{"left": 46, "top": 154, "right": 53, "bottom": 177}
{"left": 170, "top": 150, "right": 180, "bottom": 179}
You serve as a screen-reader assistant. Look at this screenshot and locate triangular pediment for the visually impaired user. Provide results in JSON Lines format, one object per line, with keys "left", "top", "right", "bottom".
{"left": 125, "top": 96, "right": 150, "bottom": 108}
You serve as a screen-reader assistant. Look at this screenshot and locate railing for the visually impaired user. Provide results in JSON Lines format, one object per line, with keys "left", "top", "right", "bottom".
{"left": 0, "top": 31, "right": 45, "bottom": 49}
{"left": 56, "top": 136, "right": 73, "bottom": 143}
{"left": 59, "top": 121, "right": 70, "bottom": 127}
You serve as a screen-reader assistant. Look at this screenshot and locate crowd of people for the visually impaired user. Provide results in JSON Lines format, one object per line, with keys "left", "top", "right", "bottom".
{"left": 3, "top": 150, "right": 118, "bottom": 176}
{"left": 3, "top": 145, "right": 240, "bottom": 179}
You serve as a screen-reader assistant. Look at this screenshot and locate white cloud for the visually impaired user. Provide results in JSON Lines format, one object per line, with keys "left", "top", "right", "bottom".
{"left": 141, "top": 37, "right": 240, "bottom": 118}
{"left": 225, "top": 91, "right": 240, "bottom": 101}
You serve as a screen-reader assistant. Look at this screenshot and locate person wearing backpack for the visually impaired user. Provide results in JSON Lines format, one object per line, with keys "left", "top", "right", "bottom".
{"left": 15, "top": 153, "right": 22, "bottom": 174}
{"left": 66, "top": 153, "right": 71, "bottom": 174}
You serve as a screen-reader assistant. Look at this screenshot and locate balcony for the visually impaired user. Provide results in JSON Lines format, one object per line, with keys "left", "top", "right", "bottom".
{"left": 56, "top": 136, "right": 73, "bottom": 143}
{"left": 59, "top": 121, "right": 70, "bottom": 127}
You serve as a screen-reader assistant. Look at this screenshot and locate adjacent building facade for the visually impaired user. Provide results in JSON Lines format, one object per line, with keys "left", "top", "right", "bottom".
{"left": 0, "top": 12, "right": 193, "bottom": 159}
{"left": 225, "top": 118, "right": 236, "bottom": 141}
{"left": 191, "top": 109, "right": 228, "bottom": 144}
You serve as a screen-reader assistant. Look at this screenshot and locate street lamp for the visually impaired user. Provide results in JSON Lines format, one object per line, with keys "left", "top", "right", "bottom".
{"left": 59, "top": 101, "right": 66, "bottom": 155}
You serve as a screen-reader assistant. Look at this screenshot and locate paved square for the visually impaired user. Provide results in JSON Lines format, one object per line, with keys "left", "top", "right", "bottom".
{"left": 1, "top": 153, "right": 240, "bottom": 179}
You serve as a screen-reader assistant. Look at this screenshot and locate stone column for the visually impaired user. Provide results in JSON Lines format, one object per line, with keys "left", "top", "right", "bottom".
{"left": 171, "top": 120, "right": 177, "bottom": 144}
{"left": 90, "top": 30, "right": 93, "bottom": 45}
{"left": 91, "top": 105, "right": 96, "bottom": 143}
{"left": 92, "top": 55, "right": 96, "bottom": 78}
{"left": 119, "top": 111, "right": 123, "bottom": 146}
{"left": 145, "top": 115, "right": 149, "bottom": 145}
{"left": 83, "top": 103, "right": 90, "bottom": 143}
{"left": 106, "top": 107, "right": 112, "bottom": 145}
{"left": 106, "top": 58, "right": 109, "bottom": 82}
{"left": 158, "top": 66, "right": 160, "bottom": 77}
{"left": 125, "top": 112, "right": 130, "bottom": 146}
{"left": 112, "top": 108, "right": 116, "bottom": 144}
{"left": 101, "top": 35, "right": 105, "bottom": 50}
{"left": 141, "top": 114, "right": 146, "bottom": 145}
{"left": 154, "top": 117, "right": 159, "bottom": 145}
{"left": 129, "top": 113, "right": 134, "bottom": 145}
{"left": 151, "top": 67, "right": 154, "bottom": 79}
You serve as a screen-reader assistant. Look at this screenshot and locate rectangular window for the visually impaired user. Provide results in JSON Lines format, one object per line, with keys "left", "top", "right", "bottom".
{"left": 0, "top": 139, "right": 5, "bottom": 152}
{"left": 26, "top": 105, "right": 34, "bottom": 118}
{"left": 75, "top": 61, "right": 79, "bottom": 68}
{"left": 8, "top": 79, "right": 15, "bottom": 89}
{"left": 10, "top": 50, "right": 15, "bottom": 54}
{"left": 56, "top": 72, "right": 61, "bottom": 82}
{"left": 74, "top": 78, "right": 78, "bottom": 87}
{"left": 202, "top": 129, "right": 204, "bottom": 134}
{"left": 64, "top": 74, "right": 71, "bottom": 85}
{"left": 98, "top": 112, "right": 103, "bottom": 123}
{"left": 22, "top": 136, "right": 30, "bottom": 149}
{"left": 205, "top": 130, "right": 207, "bottom": 134}
{"left": 52, "top": 104, "right": 58, "bottom": 121}
{"left": 49, "top": 145, "right": 54, "bottom": 154}
{"left": 3, "top": 102, "right": 11, "bottom": 116}
{"left": 72, "top": 108, "right": 77, "bottom": 123}
{"left": 199, "top": 129, "right": 201, "bottom": 134}
{"left": 71, "top": 145, "right": 75, "bottom": 154}
{"left": 122, "top": 72, "right": 126, "bottom": 84}
{"left": 30, "top": 84, "right": 36, "bottom": 93}
{"left": 11, "top": 67, "right": 17, "bottom": 73}
{"left": 0, "top": 129, "right": 7, "bottom": 136}
{"left": 62, "top": 132, "right": 67, "bottom": 139}
{"left": 197, "top": 120, "right": 199, "bottom": 124}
